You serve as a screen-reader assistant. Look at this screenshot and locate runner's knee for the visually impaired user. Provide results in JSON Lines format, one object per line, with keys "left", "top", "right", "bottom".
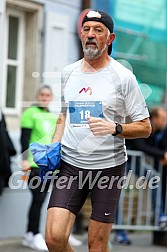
{"left": 45, "top": 230, "right": 68, "bottom": 250}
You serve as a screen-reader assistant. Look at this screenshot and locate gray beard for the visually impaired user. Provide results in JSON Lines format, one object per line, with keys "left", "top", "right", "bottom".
{"left": 82, "top": 44, "right": 107, "bottom": 60}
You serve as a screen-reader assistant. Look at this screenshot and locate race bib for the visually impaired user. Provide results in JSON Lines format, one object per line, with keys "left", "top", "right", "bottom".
{"left": 69, "top": 101, "right": 103, "bottom": 127}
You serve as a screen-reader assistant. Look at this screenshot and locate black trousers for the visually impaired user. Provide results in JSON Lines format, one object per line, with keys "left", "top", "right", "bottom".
{"left": 27, "top": 168, "right": 49, "bottom": 234}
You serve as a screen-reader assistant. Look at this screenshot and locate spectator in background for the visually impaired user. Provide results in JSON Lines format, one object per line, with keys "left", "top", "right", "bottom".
{"left": 0, "top": 109, "right": 16, "bottom": 195}
{"left": 20, "top": 85, "right": 57, "bottom": 251}
{"left": 156, "top": 121, "right": 167, "bottom": 224}
{"left": 113, "top": 107, "right": 167, "bottom": 245}
{"left": 126, "top": 107, "right": 167, "bottom": 223}
{"left": 126, "top": 107, "right": 167, "bottom": 164}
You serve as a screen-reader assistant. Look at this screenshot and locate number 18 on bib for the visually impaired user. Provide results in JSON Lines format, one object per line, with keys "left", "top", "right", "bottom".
{"left": 69, "top": 101, "right": 103, "bottom": 128}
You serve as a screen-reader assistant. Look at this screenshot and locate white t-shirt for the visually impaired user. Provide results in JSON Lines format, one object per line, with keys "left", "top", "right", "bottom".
{"left": 60, "top": 58, "right": 149, "bottom": 169}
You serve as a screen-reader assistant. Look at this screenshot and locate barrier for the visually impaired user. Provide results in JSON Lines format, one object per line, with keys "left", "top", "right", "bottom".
{"left": 114, "top": 150, "right": 167, "bottom": 231}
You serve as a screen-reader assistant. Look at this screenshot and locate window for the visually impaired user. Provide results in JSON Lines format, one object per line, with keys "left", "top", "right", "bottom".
{"left": 3, "top": 8, "right": 25, "bottom": 113}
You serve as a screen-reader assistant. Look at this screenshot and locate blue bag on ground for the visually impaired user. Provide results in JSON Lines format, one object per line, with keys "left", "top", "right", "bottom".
{"left": 30, "top": 142, "right": 61, "bottom": 181}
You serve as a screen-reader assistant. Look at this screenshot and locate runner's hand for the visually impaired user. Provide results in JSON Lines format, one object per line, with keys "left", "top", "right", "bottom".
{"left": 22, "top": 160, "right": 31, "bottom": 171}
{"left": 87, "top": 117, "right": 115, "bottom": 136}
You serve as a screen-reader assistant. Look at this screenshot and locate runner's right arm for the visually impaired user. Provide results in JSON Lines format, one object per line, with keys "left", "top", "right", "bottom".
{"left": 52, "top": 112, "right": 66, "bottom": 143}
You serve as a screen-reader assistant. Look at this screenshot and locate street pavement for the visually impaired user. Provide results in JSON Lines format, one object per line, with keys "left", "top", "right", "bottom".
{"left": 0, "top": 232, "right": 167, "bottom": 252}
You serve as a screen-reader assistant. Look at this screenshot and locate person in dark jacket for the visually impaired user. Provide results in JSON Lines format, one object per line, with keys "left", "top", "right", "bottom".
{"left": 113, "top": 107, "right": 167, "bottom": 245}
{"left": 0, "top": 110, "right": 16, "bottom": 195}
{"left": 126, "top": 107, "right": 167, "bottom": 163}
{"left": 126, "top": 107, "right": 167, "bottom": 220}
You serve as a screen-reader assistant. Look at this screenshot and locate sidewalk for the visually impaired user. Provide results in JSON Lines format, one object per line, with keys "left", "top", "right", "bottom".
{"left": 0, "top": 232, "right": 167, "bottom": 252}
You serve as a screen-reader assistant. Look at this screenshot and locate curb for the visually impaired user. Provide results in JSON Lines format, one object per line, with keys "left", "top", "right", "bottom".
{"left": 0, "top": 238, "right": 21, "bottom": 246}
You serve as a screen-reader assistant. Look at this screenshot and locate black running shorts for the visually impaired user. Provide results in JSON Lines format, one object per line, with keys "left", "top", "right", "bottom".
{"left": 48, "top": 160, "right": 126, "bottom": 223}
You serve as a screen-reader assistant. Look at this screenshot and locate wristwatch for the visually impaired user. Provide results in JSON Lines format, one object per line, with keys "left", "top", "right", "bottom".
{"left": 112, "top": 123, "right": 123, "bottom": 136}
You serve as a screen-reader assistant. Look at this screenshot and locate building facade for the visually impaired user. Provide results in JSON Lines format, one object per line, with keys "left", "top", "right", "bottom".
{"left": 0, "top": 0, "right": 82, "bottom": 131}
{"left": 0, "top": 0, "right": 83, "bottom": 239}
